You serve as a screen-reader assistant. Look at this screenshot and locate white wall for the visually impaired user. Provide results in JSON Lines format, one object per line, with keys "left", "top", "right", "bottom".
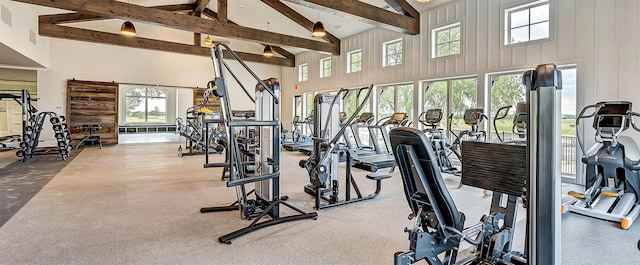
{"left": 0, "top": 0, "right": 49, "bottom": 68}
{"left": 282, "top": 0, "right": 640, "bottom": 145}
{"left": 37, "top": 38, "right": 281, "bottom": 142}
{"left": 176, "top": 88, "right": 194, "bottom": 122}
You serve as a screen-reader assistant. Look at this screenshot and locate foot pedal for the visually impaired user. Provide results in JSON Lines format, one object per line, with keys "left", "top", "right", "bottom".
{"left": 601, "top": 191, "right": 620, "bottom": 197}
{"left": 568, "top": 191, "right": 585, "bottom": 199}
{"left": 366, "top": 172, "right": 391, "bottom": 181}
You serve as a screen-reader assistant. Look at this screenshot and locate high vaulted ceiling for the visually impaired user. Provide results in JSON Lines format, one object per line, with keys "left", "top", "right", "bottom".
{"left": 10, "top": 0, "right": 454, "bottom": 67}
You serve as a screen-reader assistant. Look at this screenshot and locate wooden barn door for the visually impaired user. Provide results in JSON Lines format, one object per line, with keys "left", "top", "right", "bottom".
{"left": 67, "top": 80, "right": 119, "bottom": 144}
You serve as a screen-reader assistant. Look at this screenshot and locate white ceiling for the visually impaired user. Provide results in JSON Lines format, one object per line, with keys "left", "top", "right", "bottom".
{"left": 4, "top": 0, "right": 453, "bottom": 66}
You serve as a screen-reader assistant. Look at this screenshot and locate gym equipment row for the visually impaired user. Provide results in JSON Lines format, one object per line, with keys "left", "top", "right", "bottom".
{"left": 563, "top": 101, "right": 640, "bottom": 229}
{"left": 390, "top": 63, "right": 563, "bottom": 264}
{"left": 299, "top": 87, "right": 394, "bottom": 209}
{"left": 282, "top": 113, "right": 313, "bottom": 151}
{"left": 176, "top": 103, "right": 226, "bottom": 156}
{"left": 199, "top": 43, "right": 317, "bottom": 244}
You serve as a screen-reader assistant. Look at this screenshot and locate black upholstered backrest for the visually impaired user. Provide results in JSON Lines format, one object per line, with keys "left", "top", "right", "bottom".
{"left": 389, "top": 127, "right": 462, "bottom": 231}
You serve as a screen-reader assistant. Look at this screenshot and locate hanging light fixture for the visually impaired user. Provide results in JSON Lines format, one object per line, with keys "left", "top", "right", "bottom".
{"left": 120, "top": 21, "right": 137, "bottom": 37}
{"left": 415, "top": 0, "right": 432, "bottom": 3}
{"left": 204, "top": 36, "right": 213, "bottom": 46}
{"left": 263, "top": 45, "right": 274, "bottom": 58}
{"left": 263, "top": 22, "right": 274, "bottom": 58}
{"left": 312, "top": 10, "right": 326, "bottom": 38}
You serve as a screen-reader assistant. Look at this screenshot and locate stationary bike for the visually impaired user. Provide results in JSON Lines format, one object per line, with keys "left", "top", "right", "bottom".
{"left": 565, "top": 101, "right": 640, "bottom": 229}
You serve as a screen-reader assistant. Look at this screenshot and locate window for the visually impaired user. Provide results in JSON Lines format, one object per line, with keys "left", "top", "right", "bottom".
{"left": 422, "top": 77, "right": 477, "bottom": 133}
{"left": 505, "top": 1, "right": 550, "bottom": 44}
{"left": 299, "top": 63, "right": 308, "bottom": 82}
{"left": 347, "top": 49, "right": 362, "bottom": 73}
{"left": 383, "top": 38, "right": 403, "bottom": 66}
{"left": 320, "top": 57, "right": 332, "bottom": 78}
{"left": 432, "top": 22, "right": 461, "bottom": 58}
{"left": 376, "top": 83, "right": 414, "bottom": 122}
{"left": 125, "top": 87, "right": 167, "bottom": 124}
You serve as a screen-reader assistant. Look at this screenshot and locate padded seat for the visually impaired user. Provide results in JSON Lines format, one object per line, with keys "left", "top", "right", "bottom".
{"left": 389, "top": 127, "right": 465, "bottom": 232}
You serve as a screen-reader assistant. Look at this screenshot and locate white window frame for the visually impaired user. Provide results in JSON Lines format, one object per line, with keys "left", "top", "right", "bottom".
{"left": 347, "top": 49, "right": 363, "bottom": 73}
{"left": 298, "top": 63, "right": 309, "bottom": 82}
{"left": 124, "top": 87, "right": 168, "bottom": 124}
{"left": 431, "top": 22, "right": 462, "bottom": 58}
{"left": 320, "top": 57, "right": 332, "bottom": 78}
{"left": 504, "top": 0, "right": 550, "bottom": 45}
{"left": 382, "top": 38, "right": 403, "bottom": 67}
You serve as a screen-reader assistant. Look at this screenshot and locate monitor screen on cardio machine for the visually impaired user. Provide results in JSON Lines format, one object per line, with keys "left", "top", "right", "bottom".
{"left": 424, "top": 109, "right": 442, "bottom": 123}
{"left": 390, "top": 113, "right": 408, "bottom": 123}
{"left": 594, "top": 102, "right": 632, "bottom": 130}
{"left": 463, "top": 108, "right": 485, "bottom": 125}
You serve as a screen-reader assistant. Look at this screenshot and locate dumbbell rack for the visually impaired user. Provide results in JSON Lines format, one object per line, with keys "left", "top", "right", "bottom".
{"left": 17, "top": 112, "right": 72, "bottom": 162}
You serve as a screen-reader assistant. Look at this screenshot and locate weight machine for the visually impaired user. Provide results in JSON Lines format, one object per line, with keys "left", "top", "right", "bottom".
{"left": 199, "top": 43, "right": 316, "bottom": 244}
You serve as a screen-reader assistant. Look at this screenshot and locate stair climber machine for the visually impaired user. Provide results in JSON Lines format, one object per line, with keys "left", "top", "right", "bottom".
{"left": 353, "top": 112, "right": 409, "bottom": 172}
{"left": 299, "top": 87, "right": 392, "bottom": 209}
{"left": 282, "top": 113, "right": 314, "bottom": 151}
{"left": 198, "top": 43, "right": 317, "bottom": 244}
{"left": 390, "top": 63, "right": 564, "bottom": 265}
{"left": 420, "top": 109, "right": 461, "bottom": 176}
{"left": 564, "top": 101, "right": 640, "bottom": 229}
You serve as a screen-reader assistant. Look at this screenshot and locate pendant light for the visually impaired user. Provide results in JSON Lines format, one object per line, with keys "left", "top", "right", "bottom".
{"left": 120, "top": 1, "right": 136, "bottom": 37}
{"left": 263, "top": 22, "right": 274, "bottom": 58}
{"left": 312, "top": 11, "right": 326, "bottom": 38}
{"left": 415, "top": 0, "right": 432, "bottom": 3}
{"left": 120, "top": 21, "right": 136, "bottom": 37}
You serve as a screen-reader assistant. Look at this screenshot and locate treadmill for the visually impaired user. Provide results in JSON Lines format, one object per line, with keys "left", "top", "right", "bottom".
{"left": 282, "top": 113, "right": 314, "bottom": 151}
{"left": 353, "top": 112, "right": 409, "bottom": 172}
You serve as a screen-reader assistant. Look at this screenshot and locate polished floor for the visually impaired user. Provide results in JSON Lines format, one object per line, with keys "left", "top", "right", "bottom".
{"left": 0, "top": 135, "right": 639, "bottom": 264}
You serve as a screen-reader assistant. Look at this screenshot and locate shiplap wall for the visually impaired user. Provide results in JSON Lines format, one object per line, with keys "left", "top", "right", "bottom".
{"left": 282, "top": 0, "right": 640, "bottom": 146}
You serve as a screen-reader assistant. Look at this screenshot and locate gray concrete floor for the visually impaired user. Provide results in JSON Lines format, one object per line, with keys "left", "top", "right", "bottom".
{"left": 0, "top": 141, "right": 639, "bottom": 264}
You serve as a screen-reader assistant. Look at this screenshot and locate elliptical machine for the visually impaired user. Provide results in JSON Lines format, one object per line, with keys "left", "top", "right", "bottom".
{"left": 565, "top": 101, "right": 640, "bottom": 229}
{"left": 419, "top": 109, "right": 461, "bottom": 176}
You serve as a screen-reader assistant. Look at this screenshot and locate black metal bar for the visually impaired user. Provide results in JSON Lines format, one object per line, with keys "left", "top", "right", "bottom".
{"left": 223, "top": 61, "right": 255, "bottom": 103}
{"left": 226, "top": 173, "right": 279, "bottom": 187}
{"left": 217, "top": 43, "right": 278, "bottom": 103}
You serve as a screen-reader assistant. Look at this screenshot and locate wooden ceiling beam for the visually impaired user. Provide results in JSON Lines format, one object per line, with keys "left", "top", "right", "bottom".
{"left": 194, "top": 0, "right": 212, "bottom": 13}
{"left": 280, "top": 0, "right": 419, "bottom": 35}
{"left": 201, "top": 8, "right": 294, "bottom": 60}
{"left": 38, "top": 23, "right": 295, "bottom": 67}
{"left": 260, "top": 0, "right": 340, "bottom": 45}
{"left": 15, "top": 0, "right": 339, "bottom": 54}
{"left": 383, "top": 0, "right": 420, "bottom": 19}
{"left": 217, "top": 0, "right": 228, "bottom": 23}
{"left": 38, "top": 4, "right": 195, "bottom": 24}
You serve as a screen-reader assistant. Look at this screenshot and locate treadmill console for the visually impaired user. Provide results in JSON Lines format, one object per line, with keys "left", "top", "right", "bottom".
{"left": 423, "top": 109, "right": 443, "bottom": 124}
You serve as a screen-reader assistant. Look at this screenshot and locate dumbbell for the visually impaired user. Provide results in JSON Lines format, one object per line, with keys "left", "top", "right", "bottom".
{"left": 16, "top": 150, "right": 24, "bottom": 157}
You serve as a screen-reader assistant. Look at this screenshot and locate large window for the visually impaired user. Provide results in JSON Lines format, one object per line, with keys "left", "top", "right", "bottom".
{"left": 347, "top": 49, "right": 362, "bottom": 73}
{"left": 383, "top": 38, "right": 403, "bottom": 67}
{"left": 505, "top": 1, "right": 550, "bottom": 44}
{"left": 320, "top": 57, "right": 331, "bottom": 78}
{"left": 488, "top": 74, "right": 526, "bottom": 142}
{"left": 422, "top": 77, "right": 477, "bottom": 132}
{"left": 376, "top": 83, "right": 414, "bottom": 122}
{"left": 432, "top": 22, "right": 461, "bottom": 58}
{"left": 299, "top": 63, "right": 309, "bottom": 82}
{"left": 125, "top": 87, "right": 167, "bottom": 124}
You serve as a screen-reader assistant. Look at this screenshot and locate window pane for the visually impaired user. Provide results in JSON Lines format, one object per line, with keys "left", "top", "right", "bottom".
{"left": 437, "top": 43, "right": 449, "bottom": 57}
{"left": 377, "top": 86, "right": 395, "bottom": 119}
{"left": 490, "top": 74, "right": 526, "bottom": 141}
{"left": 450, "top": 41, "right": 461, "bottom": 55}
{"left": 450, "top": 78, "right": 478, "bottom": 131}
{"left": 510, "top": 26, "right": 529, "bottom": 43}
{"left": 510, "top": 9, "right": 529, "bottom": 28}
{"left": 146, "top": 88, "right": 166, "bottom": 97}
{"left": 424, "top": 81, "right": 448, "bottom": 129}
{"left": 396, "top": 84, "right": 414, "bottom": 121}
{"left": 147, "top": 98, "right": 166, "bottom": 123}
{"left": 450, "top": 27, "right": 461, "bottom": 41}
{"left": 436, "top": 30, "right": 449, "bottom": 44}
{"left": 125, "top": 96, "right": 145, "bottom": 123}
{"left": 530, "top": 21, "right": 549, "bottom": 41}
{"left": 352, "top": 62, "right": 362, "bottom": 72}
{"left": 125, "top": 87, "right": 146, "bottom": 97}
{"left": 530, "top": 4, "right": 549, "bottom": 24}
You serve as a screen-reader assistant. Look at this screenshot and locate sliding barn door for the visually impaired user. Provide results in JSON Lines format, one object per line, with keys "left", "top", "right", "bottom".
{"left": 67, "top": 80, "right": 119, "bottom": 144}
